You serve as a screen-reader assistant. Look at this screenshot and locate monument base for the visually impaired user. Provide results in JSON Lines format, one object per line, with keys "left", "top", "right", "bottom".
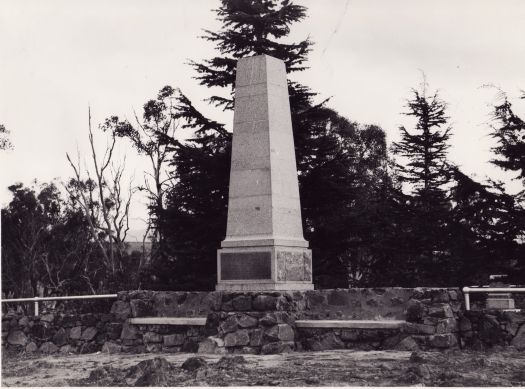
{"left": 216, "top": 245, "right": 314, "bottom": 291}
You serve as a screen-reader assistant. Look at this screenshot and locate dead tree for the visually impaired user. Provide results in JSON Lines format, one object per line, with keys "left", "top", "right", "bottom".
{"left": 65, "top": 108, "right": 136, "bottom": 282}
{"left": 102, "top": 86, "right": 179, "bottom": 265}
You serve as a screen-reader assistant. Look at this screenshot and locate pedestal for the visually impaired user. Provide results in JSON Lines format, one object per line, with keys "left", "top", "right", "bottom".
{"left": 217, "top": 246, "right": 313, "bottom": 291}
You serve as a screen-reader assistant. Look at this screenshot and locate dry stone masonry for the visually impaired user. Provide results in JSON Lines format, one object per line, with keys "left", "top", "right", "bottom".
{"left": 3, "top": 288, "right": 525, "bottom": 355}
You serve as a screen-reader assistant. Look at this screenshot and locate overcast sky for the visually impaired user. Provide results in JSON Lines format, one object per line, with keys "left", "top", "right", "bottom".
{"left": 1, "top": 0, "right": 524, "bottom": 239}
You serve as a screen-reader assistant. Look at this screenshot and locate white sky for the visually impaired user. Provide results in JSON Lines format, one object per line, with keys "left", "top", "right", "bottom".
{"left": 1, "top": 0, "right": 524, "bottom": 239}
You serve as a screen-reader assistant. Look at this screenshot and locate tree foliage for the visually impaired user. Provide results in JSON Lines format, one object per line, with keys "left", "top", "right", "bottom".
{"left": 0, "top": 124, "right": 13, "bottom": 150}
{"left": 65, "top": 109, "right": 137, "bottom": 287}
{"left": 392, "top": 87, "right": 452, "bottom": 207}
{"left": 148, "top": 0, "right": 391, "bottom": 290}
{"left": 102, "top": 86, "right": 179, "bottom": 263}
{"left": 448, "top": 169, "right": 525, "bottom": 285}
{"left": 490, "top": 90, "right": 525, "bottom": 185}
{"left": 2, "top": 182, "right": 99, "bottom": 298}
{"left": 2, "top": 180, "right": 144, "bottom": 300}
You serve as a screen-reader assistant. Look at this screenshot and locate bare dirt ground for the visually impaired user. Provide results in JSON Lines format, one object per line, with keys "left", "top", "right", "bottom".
{"left": 2, "top": 349, "right": 525, "bottom": 387}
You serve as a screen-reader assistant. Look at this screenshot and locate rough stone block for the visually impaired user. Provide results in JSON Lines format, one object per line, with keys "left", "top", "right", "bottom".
{"left": 305, "top": 291, "right": 326, "bottom": 308}
{"left": 431, "top": 290, "right": 450, "bottom": 303}
{"left": 130, "top": 299, "right": 154, "bottom": 318}
{"left": 406, "top": 299, "right": 425, "bottom": 322}
{"left": 259, "top": 313, "right": 278, "bottom": 326}
{"left": 106, "top": 322, "right": 123, "bottom": 340}
{"left": 146, "top": 343, "right": 162, "bottom": 353}
{"left": 120, "top": 322, "right": 138, "bottom": 340}
{"left": 110, "top": 301, "right": 131, "bottom": 320}
{"left": 18, "top": 316, "right": 30, "bottom": 327}
{"left": 264, "top": 324, "right": 295, "bottom": 342}
{"left": 81, "top": 314, "right": 98, "bottom": 327}
{"left": 40, "top": 314, "right": 54, "bottom": 323}
{"left": 327, "top": 290, "right": 349, "bottom": 306}
{"left": 382, "top": 334, "right": 403, "bottom": 349}
{"left": 81, "top": 327, "right": 98, "bottom": 341}
{"left": 30, "top": 322, "right": 53, "bottom": 340}
{"left": 219, "top": 315, "right": 239, "bottom": 334}
{"left": 232, "top": 295, "right": 252, "bottom": 311}
{"left": 102, "top": 341, "right": 122, "bottom": 354}
{"left": 402, "top": 322, "right": 435, "bottom": 335}
{"left": 40, "top": 341, "right": 59, "bottom": 354}
{"left": 80, "top": 341, "right": 99, "bottom": 354}
{"left": 60, "top": 344, "right": 77, "bottom": 354}
{"left": 250, "top": 328, "right": 264, "bottom": 347}
{"left": 428, "top": 304, "right": 454, "bottom": 319}
{"left": 163, "top": 334, "right": 185, "bottom": 347}
{"left": 181, "top": 339, "right": 199, "bottom": 353}
{"left": 428, "top": 333, "right": 457, "bottom": 348}
{"left": 69, "top": 326, "right": 82, "bottom": 340}
{"left": 225, "top": 329, "right": 250, "bottom": 347}
{"left": 502, "top": 311, "right": 525, "bottom": 336}
{"left": 237, "top": 314, "right": 258, "bottom": 328}
{"left": 143, "top": 332, "right": 163, "bottom": 343}
{"left": 436, "top": 318, "right": 458, "bottom": 334}
{"left": 198, "top": 337, "right": 225, "bottom": 353}
{"left": 25, "top": 342, "right": 38, "bottom": 353}
{"left": 394, "top": 336, "right": 420, "bottom": 351}
{"left": 305, "top": 332, "right": 344, "bottom": 351}
{"left": 52, "top": 327, "right": 69, "bottom": 346}
{"left": 253, "top": 295, "right": 277, "bottom": 311}
{"left": 510, "top": 323, "right": 525, "bottom": 351}
{"left": 261, "top": 341, "right": 294, "bottom": 354}
{"left": 7, "top": 330, "right": 28, "bottom": 346}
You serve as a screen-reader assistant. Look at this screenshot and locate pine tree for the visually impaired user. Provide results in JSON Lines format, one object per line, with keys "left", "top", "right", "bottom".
{"left": 156, "top": 0, "right": 390, "bottom": 290}
{"left": 490, "top": 91, "right": 525, "bottom": 186}
{"left": 448, "top": 168, "right": 525, "bottom": 285}
{"left": 392, "top": 86, "right": 452, "bottom": 207}
{"left": 392, "top": 84, "right": 453, "bottom": 285}
{"left": 488, "top": 90, "right": 525, "bottom": 283}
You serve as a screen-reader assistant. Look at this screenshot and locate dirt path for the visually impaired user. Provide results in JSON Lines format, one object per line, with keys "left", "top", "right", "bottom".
{"left": 3, "top": 349, "right": 525, "bottom": 386}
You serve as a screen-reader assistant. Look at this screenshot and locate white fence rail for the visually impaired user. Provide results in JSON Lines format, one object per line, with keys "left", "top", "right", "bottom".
{"left": 1, "top": 294, "right": 118, "bottom": 316}
{"left": 462, "top": 287, "right": 525, "bottom": 311}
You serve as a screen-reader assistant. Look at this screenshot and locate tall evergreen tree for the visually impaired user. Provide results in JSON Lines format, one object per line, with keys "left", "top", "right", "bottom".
{"left": 392, "top": 85, "right": 454, "bottom": 285}
{"left": 488, "top": 90, "right": 525, "bottom": 282}
{"left": 392, "top": 86, "right": 452, "bottom": 207}
{"left": 490, "top": 90, "right": 525, "bottom": 186}
{"left": 155, "top": 0, "right": 390, "bottom": 290}
{"left": 447, "top": 168, "right": 525, "bottom": 285}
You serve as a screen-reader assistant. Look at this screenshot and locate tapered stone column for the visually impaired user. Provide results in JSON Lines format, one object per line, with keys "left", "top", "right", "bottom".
{"left": 216, "top": 54, "right": 314, "bottom": 291}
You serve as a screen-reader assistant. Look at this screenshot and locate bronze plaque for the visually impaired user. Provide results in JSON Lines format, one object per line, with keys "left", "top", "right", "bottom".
{"left": 220, "top": 252, "right": 272, "bottom": 280}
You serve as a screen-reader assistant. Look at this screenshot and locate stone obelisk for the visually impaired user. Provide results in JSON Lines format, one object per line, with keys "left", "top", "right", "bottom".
{"left": 216, "top": 54, "right": 313, "bottom": 291}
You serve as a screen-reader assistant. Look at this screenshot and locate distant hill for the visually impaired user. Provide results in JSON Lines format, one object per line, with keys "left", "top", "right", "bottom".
{"left": 124, "top": 241, "right": 152, "bottom": 255}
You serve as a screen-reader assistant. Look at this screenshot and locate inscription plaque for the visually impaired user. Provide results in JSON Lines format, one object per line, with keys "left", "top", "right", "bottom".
{"left": 221, "top": 252, "right": 272, "bottom": 280}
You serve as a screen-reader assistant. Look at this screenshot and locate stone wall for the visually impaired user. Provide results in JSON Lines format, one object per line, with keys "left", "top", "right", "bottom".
{"left": 2, "top": 311, "right": 120, "bottom": 355}
{"left": 197, "top": 288, "right": 464, "bottom": 354}
{"left": 1, "top": 291, "right": 212, "bottom": 355}
{"left": 3, "top": 287, "right": 524, "bottom": 356}
{"left": 458, "top": 310, "right": 525, "bottom": 351}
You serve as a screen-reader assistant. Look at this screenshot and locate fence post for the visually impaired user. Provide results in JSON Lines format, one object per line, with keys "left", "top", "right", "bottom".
{"left": 463, "top": 287, "right": 470, "bottom": 311}
{"left": 34, "top": 297, "right": 39, "bottom": 316}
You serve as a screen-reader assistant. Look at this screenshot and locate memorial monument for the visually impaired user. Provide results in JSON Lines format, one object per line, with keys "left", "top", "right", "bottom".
{"left": 216, "top": 54, "right": 314, "bottom": 291}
